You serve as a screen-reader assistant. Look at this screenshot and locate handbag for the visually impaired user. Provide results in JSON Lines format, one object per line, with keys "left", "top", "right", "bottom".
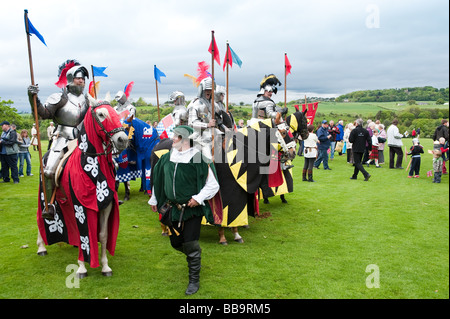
{"left": 335, "top": 141, "right": 344, "bottom": 153}
{"left": 378, "top": 137, "right": 386, "bottom": 143}
{"left": 158, "top": 202, "right": 173, "bottom": 227}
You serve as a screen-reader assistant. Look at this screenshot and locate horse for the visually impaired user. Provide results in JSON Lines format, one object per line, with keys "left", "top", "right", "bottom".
{"left": 260, "top": 111, "right": 310, "bottom": 203}
{"left": 115, "top": 115, "right": 160, "bottom": 202}
{"left": 214, "top": 110, "right": 308, "bottom": 244}
{"left": 36, "top": 101, "right": 128, "bottom": 278}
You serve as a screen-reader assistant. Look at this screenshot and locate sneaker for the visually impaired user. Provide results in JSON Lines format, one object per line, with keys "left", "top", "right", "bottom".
{"left": 28, "top": 174, "right": 34, "bottom": 176}
{"left": 414, "top": 175, "right": 419, "bottom": 178}
{"left": 408, "top": 176, "right": 413, "bottom": 178}
{"left": 20, "top": 175, "right": 24, "bottom": 177}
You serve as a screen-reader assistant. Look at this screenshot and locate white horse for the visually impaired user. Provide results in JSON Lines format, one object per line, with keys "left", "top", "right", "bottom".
{"left": 36, "top": 100, "right": 128, "bottom": 278}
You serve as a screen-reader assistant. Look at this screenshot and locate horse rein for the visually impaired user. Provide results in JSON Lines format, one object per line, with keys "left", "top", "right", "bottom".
{"left": 82, "top": 103, "right": 126, "bottom": 157}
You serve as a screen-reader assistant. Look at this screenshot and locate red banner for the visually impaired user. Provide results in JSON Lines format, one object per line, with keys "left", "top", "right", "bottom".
{"left": 294, "top": 102, "right": 319, "bottom": 125}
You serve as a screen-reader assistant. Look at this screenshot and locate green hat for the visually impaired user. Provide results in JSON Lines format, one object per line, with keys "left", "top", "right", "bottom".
{"left": 172, "top": 125, "right": 194, "bottom": 140}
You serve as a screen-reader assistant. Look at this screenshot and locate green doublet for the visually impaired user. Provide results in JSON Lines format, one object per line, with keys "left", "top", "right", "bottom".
{"left": 153, "top": 149, "right": 216, "bottom": 224}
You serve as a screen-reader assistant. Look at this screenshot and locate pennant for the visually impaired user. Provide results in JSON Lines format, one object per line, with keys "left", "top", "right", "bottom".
{"left": 223, "top": 45, "right": 242, "bottom": 71}
{"left": 25, "top": 14, "right": 47, "bottom": 47}
{"left": 208, "top": 37, "right": 221, "bottom": 65}
{"left": 154, "top": 65, "right": 166, "bottom": 84}
{"left": 92, "top": 66, "right": 108, "bottom": 77}
{"left": 285, "top": 54, "right": 292, "bottom": 75}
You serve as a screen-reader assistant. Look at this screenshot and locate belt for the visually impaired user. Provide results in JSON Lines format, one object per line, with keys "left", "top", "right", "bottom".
{"left": 167, "top": 200, "right": 187, "bottom": 228}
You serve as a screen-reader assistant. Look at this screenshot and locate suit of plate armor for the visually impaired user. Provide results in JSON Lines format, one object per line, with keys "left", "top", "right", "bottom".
{"left": 114, "top": 91, "right": 136, "bottom": 120}
{"left": 170, "top": 91, "right": 188, "bottom": 126}
{"left": 251, "top": 74, "right": 287, "bottom": 120}
{"left": 28, "top": 64, "right": 89, "bottom": 204}
{"left": 186, "top": 78, "right": 215, "bottom": 158}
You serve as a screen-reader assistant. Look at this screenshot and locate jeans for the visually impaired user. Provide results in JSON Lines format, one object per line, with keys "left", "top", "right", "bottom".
{"left": 18, "top": 152, "right": 32, "bottom": 176}
{"left": 330, "top": 141, "right": 336, "bottom": 159}
{"left": 314, "top": 148, "right": 329, "bottom": 169}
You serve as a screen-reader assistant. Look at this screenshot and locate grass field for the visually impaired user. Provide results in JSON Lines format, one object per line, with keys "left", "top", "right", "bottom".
{"left": 0, "top": 138, "right": 448, "bottom": 299}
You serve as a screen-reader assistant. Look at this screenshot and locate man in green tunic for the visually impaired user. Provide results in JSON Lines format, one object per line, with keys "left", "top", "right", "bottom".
{"left": 149, "top": 125, "right": 220, "bottom": 295}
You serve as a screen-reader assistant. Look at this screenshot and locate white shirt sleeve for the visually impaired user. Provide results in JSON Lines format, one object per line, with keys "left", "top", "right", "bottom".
{"left": 192, "top": 166, "right": 220, "bottom": 206}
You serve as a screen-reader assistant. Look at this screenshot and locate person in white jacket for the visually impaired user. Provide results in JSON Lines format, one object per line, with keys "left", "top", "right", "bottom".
{"left": 387, "top": 119, "right": 404, "bottom": 169}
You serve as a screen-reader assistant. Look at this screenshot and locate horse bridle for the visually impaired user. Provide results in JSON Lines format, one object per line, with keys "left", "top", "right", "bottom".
{"left": 84, "top": 103, "right": 126, "bottom": 157}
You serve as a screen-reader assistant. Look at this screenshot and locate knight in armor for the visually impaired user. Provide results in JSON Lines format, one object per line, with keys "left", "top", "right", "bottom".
{"left": 170, "top": 91, "right": 188, "bottom": 126}
{"left": 186, "top": 77, "right": 216, "bottom": 158}
{"left": 114, "top": 90, "right": 136, "bottom": 121}
{"left": 252, "top": 74, "right": 288, "bottom": 120}
{"left": 27, "top": 59, "right": 89, "bottom": 218}
{"left": 213, "top": 85, "right": 235, "bottom": 132}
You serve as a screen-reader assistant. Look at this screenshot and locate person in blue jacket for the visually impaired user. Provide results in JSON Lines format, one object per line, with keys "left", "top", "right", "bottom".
{"left": 314, "top": 120, "right": 332, "bottom": 170}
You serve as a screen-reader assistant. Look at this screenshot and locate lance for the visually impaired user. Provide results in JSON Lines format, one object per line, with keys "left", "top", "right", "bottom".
{"left": 210, "top": 30, "right": 216, "bottom": 158}
{"left": 24, "top": 9, "right": 49, "bottom": 213}
{"left": 155, "top": 75, "right": 161, "bottom": 121}
{"left": 226, "top": 41, "right": 229, "bottom": 112}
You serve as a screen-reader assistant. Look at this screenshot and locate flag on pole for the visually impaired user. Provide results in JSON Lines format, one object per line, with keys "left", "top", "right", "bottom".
{"left": 285, "top": 54, "right": 292, "bottom": 75}
{"left": 24, "top": 13, "right": 47, "bottom": 46}
{"left": 92, "top": 66, "right": 108, "bottom": 77}
{"left": 154, "top": 65, "right": 166, "bottom": 83}
{"left": 208, "top": 36, "right": 221, "bottom": 65}
{"left": 223, "top": 45, "right": 242, "bottom": 71}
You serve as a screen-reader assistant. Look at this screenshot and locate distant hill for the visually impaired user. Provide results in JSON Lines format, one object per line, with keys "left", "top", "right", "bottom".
{"left": 336, "top": 86, "right": 449, "bottom": 103}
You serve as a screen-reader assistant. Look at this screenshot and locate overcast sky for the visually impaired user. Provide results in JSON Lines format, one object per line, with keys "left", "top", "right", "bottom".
{"left": 1, "top": 0, "right": 448, "bottom": 112}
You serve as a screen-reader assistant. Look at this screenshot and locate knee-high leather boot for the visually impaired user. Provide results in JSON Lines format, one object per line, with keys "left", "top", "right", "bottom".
{"left": 183, "top": 240, "right": 202, "bottom": 295}
{"left": 302, "top": 169, "right": 308, "bottom": 181}
{"left": 308, "top": 169, "right": 315, "bottom": 182}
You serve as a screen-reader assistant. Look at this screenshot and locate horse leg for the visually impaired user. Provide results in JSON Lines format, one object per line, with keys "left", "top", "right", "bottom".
{"left": 36, "top": 230, "right": 48, "bottom": 256}
{"left": 123, "top": 181, "right": 130, "bottom": 202}
{"left": 99, "top": 203, "right": 113, "bottom": 276}
{"left": 232, "top": 227, "right": 244, "bottom": 243}
{"left": 218, "top": 227, "right": 228, "bottom": 245}
{"left": 76, "top": 260, "right": 88, "bottom": 279}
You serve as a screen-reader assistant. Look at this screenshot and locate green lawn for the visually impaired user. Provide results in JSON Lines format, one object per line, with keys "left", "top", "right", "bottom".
{"left": 0, "top": 138, "right": 448, "bottom": 299}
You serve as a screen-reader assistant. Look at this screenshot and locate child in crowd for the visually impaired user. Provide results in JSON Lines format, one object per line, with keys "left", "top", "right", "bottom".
{"left": 438, "top": 137, "right": 448, "bottom": 174}
{"left": 407, "top": 138, "right": 423, "bottom": 178}
{"left": 430, "top": 148, "right": 443, "bottom": 183}
{"left": 367, "top": 128, "right": 381, "bottom": 168}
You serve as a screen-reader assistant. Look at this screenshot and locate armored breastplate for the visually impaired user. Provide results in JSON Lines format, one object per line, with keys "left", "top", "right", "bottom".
{"left": 54, "top": 93, "right": 88, "bottom": 127}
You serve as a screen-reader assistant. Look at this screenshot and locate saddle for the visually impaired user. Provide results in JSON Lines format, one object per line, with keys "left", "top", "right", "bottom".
{"left": 55, "top": 139, "right": 78, "bottom": 187}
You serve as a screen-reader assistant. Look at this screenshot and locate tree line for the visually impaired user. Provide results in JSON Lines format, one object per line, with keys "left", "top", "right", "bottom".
{"left": 336, "top": 86, "right": 449, "bottom": 103}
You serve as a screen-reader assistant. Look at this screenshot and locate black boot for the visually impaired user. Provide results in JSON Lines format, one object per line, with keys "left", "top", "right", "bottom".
{"left": 308, "top": 170, "right": 315, "bottom": 182}
{"left": 302, "top": 169, "right": 308, "bottom": 181}
{"left": 183, "top": 240, "right": 202, "bottom": 295}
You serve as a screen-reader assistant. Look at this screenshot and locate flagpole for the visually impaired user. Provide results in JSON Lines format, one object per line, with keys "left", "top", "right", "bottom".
{"left": 284, "top": 53, "right": 287, "bottom": 109}
{"left": 226, "top": 41, "right": 229, "bottom": 112}
{"left": 90, "top": 65, "right": 97, "bottom": 99}
{"left": 155, "top": 77, "right": 160, "bottom": 121}
{"left": 24, "top": 9, "right": 49, "bottom": 212}
{"left": 211, "top": 30, "right": 216, "bottom": 158}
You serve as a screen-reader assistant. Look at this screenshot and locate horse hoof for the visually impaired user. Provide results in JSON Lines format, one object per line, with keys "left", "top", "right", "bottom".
{"left": 219, "top": 241, "right": 228, "bottom": 246}
{"left": 76, "top": 272, "right": 88, "bottom": 279}
{"left": 234, "top": 238, "right": 244, "bottom": 244}
{"left": 37, "top": 251, "right": 48, "bottom": 256}
{"left": 102, "top": 271, "right": 113, "bottom": 277}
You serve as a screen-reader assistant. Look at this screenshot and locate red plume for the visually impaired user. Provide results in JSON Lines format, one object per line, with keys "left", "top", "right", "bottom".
{"left": 55, "top": 60, "right": 76, "bottom": 88}
{"left": 124, "top": 81, "right": 134, "bottom": 98}
{"left": 195, "top": 61, "right": 211, "bottom": 86}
